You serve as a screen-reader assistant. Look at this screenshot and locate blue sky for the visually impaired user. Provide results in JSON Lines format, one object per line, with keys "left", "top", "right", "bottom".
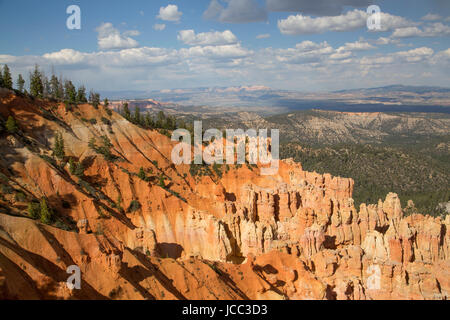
{"left": 1, "top": 0, "right": 449, "bottom": 92}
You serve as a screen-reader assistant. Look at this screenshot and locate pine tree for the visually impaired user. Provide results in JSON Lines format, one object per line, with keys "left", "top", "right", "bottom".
{"left": 69, "top": 157, "right": 75, "bottom": 174}
{"left": 27, "top": 202, "right": 40, "bottom": 219}
{"left": 5, "top": 116, "right": 18, "bottom": 133}
{"left": 42, "top": 75, "right": 50, "bottom": 98}
{"left": 104, "top": 98, "right": 109, "bottom": 107}
{"left": 138, "top": 167, "right": 147, "bottom": 181}
{"left": 39, "top": 197, "right": 53, "bottom": 224}
{"left": 89, "top": 91, "right": 100, "bottom": 109}
{"left": 156, "top": 111, "right": 165, "bottom": 128}
{"left": 77, "top": 85, "right": 87, "bottom": 103}
{"left": 64, "top": 80, "right": 76, "bottom": 104}
{"left": 49, "top": 75, "right": 59, "bottom": 99}
{"left": 134, "top": 106, "right": 141, "bottom": 125}
{"left": 0, "top": 66, "right": 4, "bottom": 88}
{"left": 57, "top": 77, "right": 64, "bottom": 100}
{"left": 2, "top": 64, "right": 13, "bottom": 89}
{"left": 122, "top": 102, "right": 131, "bottom": 120}
{"left": 29, "top": 64, "right": 43, "bottom": 97}
{"left": 145, "top": 112, "right": 154, "bottom": 129}
{"left": 53, "top": 132, "right": 65, "bottom": 160}
{"left": 16, "top": 74, "right": 25, "bottom": 93}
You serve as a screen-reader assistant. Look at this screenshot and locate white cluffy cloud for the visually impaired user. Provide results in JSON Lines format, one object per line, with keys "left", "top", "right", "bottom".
{"left": 96, "top": 23, "right": 139, "bottom": 50}
{"left": 153, "top": 24, "right": 166, "bottom": 31}
{"left": 278, "top": 9, "right": 414, "bottom": 34}
{"left": 157, "top": 4, "right": 182, "bottom": 22}
{"left": 392, "top": 23, "right": 450, "bottom": 38}
{"left": 256, "top": 33, "right": 271, "bottom": 39}
{"left": 178, "top": 30, "right": 238, "bottom": 46}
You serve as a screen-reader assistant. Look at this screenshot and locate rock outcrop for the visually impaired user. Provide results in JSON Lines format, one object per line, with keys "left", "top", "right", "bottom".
{"left": 0, "top": 91, "right": 448, "bottom": 300}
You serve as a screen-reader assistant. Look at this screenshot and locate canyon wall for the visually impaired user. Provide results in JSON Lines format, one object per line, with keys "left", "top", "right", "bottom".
{"left": 0, "top": 90, "right": 448, "bottom": 300}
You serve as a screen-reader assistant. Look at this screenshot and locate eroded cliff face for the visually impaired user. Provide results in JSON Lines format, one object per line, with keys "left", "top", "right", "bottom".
{"left": 0, "top": 90, "right": 448, "bottom": 300}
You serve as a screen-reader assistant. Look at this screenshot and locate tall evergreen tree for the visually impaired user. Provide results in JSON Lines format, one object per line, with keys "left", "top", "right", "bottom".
{"left": 0, "top": 66, "right": 4, "bottom": 88}
{"left": 156, "top": 111, "right": 165, "bottom": 128}
{"left": 2, "top": 64, "right": 13, "bottom": 89}
{"left": 134, "top": 106, "right": 141, "bottom": 125}
{"left": 89, "top": 90, "right": 100, "bottom": 109}
{"left": 64, "top": 80, "right": 76, "bottom": 104}
{"left": 77, "top": 85, "right": 87, "bottom": 103}
{"left": 29, "top": 65, "right": 43, "bottom": 97}
{"left": 42, "top": 75, "right": 50, "bottom": 98}
{"left": 145, "top": 112, "right": 154, "bottom": 129}
{"left": 39, "top": 197, "right": 53, "bottom": 224}
{"left": 49, "top": 75, "right": 59, "bottom": 99}
{"left": 53, "top": 132, "right": 65, "bottom": 160}
{"left": 122, "top": 102, "right": 131, "bottom": 120}
{"left": 57, "top": 76, "right": 64, "bottom": 100}
{"left": 16, "top": 74, "right": 25, "bottom": 93}
{"left": 104, "top": 98, "right": 109, "bottom": 107}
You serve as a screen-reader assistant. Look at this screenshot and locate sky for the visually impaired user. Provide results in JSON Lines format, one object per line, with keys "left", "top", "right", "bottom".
{"left": 0, "top": 0, "right": 450, "bottom": 92}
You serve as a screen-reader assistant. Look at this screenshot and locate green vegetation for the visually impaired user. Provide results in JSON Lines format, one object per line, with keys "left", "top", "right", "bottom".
{"left": 88, "top": 136, "right": 118, "bottom": 162}
{"left": 5, "top": 116, "right": 18, "bottom": 134}
{"left": 127, "top": 200, "right": 141, "bottom": 213}
{"left": 282, "top": 142, "right": 450, "bottom": 217}
{"left": 16, "top": 74, "right": 25, "bottom": 93}
{"left": 68, "top": 158, "right": 85, "bottom": 177}
{"left": 53, "top": 132, "right": 65, "bottom": 160}
{"left": 2, "top": 65, "right": 13, "bottom": 90}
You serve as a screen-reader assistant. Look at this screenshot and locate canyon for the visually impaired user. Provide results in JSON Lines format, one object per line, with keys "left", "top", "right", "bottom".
{"left": 0, "top": 88, "right": 448, "bottom": 300}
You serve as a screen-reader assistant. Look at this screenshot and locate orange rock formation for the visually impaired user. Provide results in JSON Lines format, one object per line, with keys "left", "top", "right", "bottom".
{"left": 0, "top": 89, "right": 448, "bottom": 300}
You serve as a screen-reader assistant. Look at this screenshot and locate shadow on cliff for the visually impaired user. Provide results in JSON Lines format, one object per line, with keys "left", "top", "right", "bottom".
{"left": 0, "top": 237, "right": 107, "bottom": 299}
{"left": 124, "top": 248, "right": 187, "bottom": 300}
{"left": 158, "top": 243, "right": 184, "bottom": 259}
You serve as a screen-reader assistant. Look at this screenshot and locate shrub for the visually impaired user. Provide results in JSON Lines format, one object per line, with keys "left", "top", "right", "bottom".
{"left": 127, "top": 200, "right": 141, "bottom": 213}
{"left": 39, "top": 198, "right": 53, "bottom": 224}
{"left": 5, "top": 116, "right": 18, "bottom": 133}
{"left": 27, "top": 202, "right": 40, "bottom": 219}
{"left": 89, "top": 118, "right": 97, "bottom": 125}
{"left": 101, "top": 117, "right": 111, "bottom": 126}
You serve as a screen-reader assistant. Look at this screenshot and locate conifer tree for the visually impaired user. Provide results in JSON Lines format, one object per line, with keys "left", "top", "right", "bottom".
{"left": 53, "top": 132, "right": 65, "bottom": 160}
{"left": 5, "top": 116, "right": 18, "bottom": 133}
{"left": 77, "top": 85, "right": 87, "bottom": 103}
{"left": 16, "top": 74, "right": 25, "bottom": 93}
{"left": 49, "top": 74, "right": 59, "bottom": 99}
{"left": 64, "top": 80, "right": 76, "bottom": 104}
{"left": 134, "top": 106, "right": 141, "bottom": 124}
{"left": 39, "top": 197, "right": 52, "bottom": 224}
{"left": 2, "top": 64, "right": 13, "bottom": 89}
{"left": 122, "top": 102, "right": 131, "bottom": 120}
{"left": 29, "top": 64, "right": 44, "bottom": 97}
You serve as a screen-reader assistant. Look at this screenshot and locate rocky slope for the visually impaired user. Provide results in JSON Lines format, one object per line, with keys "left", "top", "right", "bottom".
{"left": 0, "top": 89, "right": 448, "bottom": 300}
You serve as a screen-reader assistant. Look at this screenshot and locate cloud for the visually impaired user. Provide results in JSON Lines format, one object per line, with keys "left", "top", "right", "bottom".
{"left": 178, "top": 30, "right": 238, "bottom": 46}
{"left": 278, "top": 9, "right": 415, "bottom": 35}
{"left": 395, "top": 47, "right": 434, "bottom": 62}
{"left": 421, "top": 13, "right": 442, "bottom": 21}
{"left": 157, "top": 4, "right": 182, "bottom": 22}
{"left": 123, "top": 30, "right": 140, "bottom": 37}
{"left": 337, "top": 40, "right": 375, "bottom": 52}
{"left": 204, "top": 0, "right": 267, "bottom": 23}
{"left": 267, "top": 0, "right": 372, "bottom": 16}
{"left": 256, "top": 33, "right": 271, "bottom": 39}
{"left": 96, "top": 23, "right": 139, "bottom": 50}
{"left": 392, "top": 23, "right": 450, "bottom": 38}
{"left": 153, "top": 24, "right": 166, "bottom": 31}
